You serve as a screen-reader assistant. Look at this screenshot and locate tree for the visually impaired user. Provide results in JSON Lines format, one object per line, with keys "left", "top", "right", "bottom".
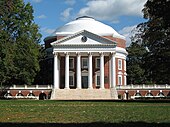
{"left": 141, "top": 0, "right": 170, "bottom": 84}
{"left": 33, "top": 46, "right": 53, "bottom": 85}
{"left": 127, "top": 30, "right": 147, "bottom": 84}
{"left": 0, "top": 0, "right": 41, "bottom": 86}
{"left": 128, "top": 0, "right": 170, "bottom": 84}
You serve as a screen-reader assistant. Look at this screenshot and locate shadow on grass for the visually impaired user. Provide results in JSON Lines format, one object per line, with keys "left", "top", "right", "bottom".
{"left": 0, "top": 122, "right": 169, "bottom": 127}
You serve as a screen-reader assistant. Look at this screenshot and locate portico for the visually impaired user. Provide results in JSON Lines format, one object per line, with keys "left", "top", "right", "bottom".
{"left": 53, "top": 50, "right": 116, "bottom": 90}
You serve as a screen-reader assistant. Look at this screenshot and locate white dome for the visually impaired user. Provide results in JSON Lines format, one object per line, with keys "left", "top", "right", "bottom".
{"left": 52, "top": 16, "right": 124, "bottom": 38}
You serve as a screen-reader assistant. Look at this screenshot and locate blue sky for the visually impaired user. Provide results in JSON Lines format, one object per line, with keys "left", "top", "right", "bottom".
{"left": 24, "top": 0, "right": 147, "bottom": 46}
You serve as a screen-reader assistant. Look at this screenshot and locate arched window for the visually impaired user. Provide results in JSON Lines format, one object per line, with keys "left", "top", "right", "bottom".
{"left": 39, "top": 93, "right": 47, "bottom": 100}
{"left": 16, "top": 91, "right": 24, "bottom": 98}
{"left": 4, "top": 91, "right": 13, "bottom": 99}
{"left": 135, "top": 92, "right": 142, "bottom": 97}
{"left": 157, "top": 92, "right": 164, "bottom": 97}
{"left": 27, "top": 91, "right": 35, "bottom": 99}
{"left": 145, "top": 92, "right": 153, "bottom": 97}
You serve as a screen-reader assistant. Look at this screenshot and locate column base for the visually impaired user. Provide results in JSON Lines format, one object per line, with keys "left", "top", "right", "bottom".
{"left": 88, "top": 87, "right": 93, "bottom": 89}
{"left": 99, "top": 87, "right": 105, "bottom": 89}
{"left": 64, "top": 87, "right": 70, "bottom": 89}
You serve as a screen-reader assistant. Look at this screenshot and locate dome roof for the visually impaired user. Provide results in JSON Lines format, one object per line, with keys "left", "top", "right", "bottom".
{"left": 51, "top": 16, "right": 124, "bottom": 38}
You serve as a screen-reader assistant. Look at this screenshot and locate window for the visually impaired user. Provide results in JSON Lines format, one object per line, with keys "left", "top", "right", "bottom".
{"left": 135, "top": 92, "right": 142, "bottom": 97}
{"left": 69, "top": 58, "right": 74, "bottom": 69}
{"left": 96, "top": 76, "right": 100, "bottom": 87}
{"left": 118, "top": 75, "right": 122, "bottom": 85}
{"left": 146, "top": 92, "right": 153, "bottom": 97}
{"left": 69, "top": 72, "right": 74, "bottom": 86}
{"left": 96, "top": 58, "right": 100, "bottom": 68}
{"left": 95, "top": 72, "right": 100, "bottom": 87}
{"left": 158, "top": 92, "right": 164, "bottom": 97}
{"left": 118, "top": 59, "right": 122, "bottom": 70}
{"left": 82, "top": 58, "right": 88, "bottom": 68}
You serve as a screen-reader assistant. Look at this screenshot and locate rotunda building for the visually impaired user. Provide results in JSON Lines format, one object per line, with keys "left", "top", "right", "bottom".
{"left": 44, "top": 16, "right": 128, "bottom": 100}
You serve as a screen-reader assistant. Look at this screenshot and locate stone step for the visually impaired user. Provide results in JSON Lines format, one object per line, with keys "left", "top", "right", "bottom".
{"left": 51, "top": 88, "right": 118, "bottom": 100}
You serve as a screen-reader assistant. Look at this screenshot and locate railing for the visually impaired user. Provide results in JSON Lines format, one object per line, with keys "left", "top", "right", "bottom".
{"left": 116, "top": 84, "right": 170, "bottom": 90}
{"left": 1, "top": 84, "right": 170, "bottom": 90}
{"left": 6, "top": 84, "right": 53, "bottom": 90}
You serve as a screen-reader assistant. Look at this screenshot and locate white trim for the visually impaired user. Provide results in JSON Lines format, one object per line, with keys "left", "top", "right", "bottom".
{"left": 54, "top": 53, "right": 59, "bottom": 89}
{"left": 124, "top": 60, "right": 126, "bottom": 71}
{"left": 124, "top": 75, "right": 127, "bottom": 86}
{"left": 100, "top": 53, "right": 105, "bottom": 89}
{"left": 77, "top": 53, "right": 81, "bottom": 89}
{"left": 51, "top": 30, "right": 117, "bottom": 45}
{"left": 82, "top": 70, "right": 88, "bottom": 76}
{"left": 111, "top": 52, "right": 116, "bottom": 88}
{"left": 65, "top": 53, "right": 70, "bottom": 89}
{"left": 118, "top": 71, "right": 123, "bottom": 75}
{"left": 88, "top": 53, "right": 93, "bottom": 89}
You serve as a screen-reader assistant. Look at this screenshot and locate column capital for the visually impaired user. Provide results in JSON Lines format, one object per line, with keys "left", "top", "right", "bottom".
{"left": 111, "top": 51, "right": 116, "bottom": 56}
{"left": 76, "top": 52, "right": 81, "bottom": 56}
{"left": 88, "top": 52, "right": 93, "bottom": 56}
{"left": 99, "top": 52, "right": 105, "bottom": 56}
{"left": 53, "top": 52, "right": 58, "bottom": 56}
{"left": 64, "top": 52, "right": 69, "bottom": 56}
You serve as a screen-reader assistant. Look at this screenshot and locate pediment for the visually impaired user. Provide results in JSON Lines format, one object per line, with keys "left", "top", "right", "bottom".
{"left": 51, "top": 30, "right": 116, "bottom": 46}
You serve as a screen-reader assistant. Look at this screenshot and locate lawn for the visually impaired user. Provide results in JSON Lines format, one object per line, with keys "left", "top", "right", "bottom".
{"left": 0, "top": 100, "right": 169, "bottom": 127}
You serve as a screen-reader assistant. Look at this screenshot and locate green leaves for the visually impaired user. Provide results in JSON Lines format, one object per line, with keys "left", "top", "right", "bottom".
{"left": 128, "top": 0, "right": 170, "bottom": 84}
{"left": 142, "top": 0, "right": 170, "bottom": 84}
{"left": 127, "top": 42, "right": 146, "bottom": 84}
{"left": 0, "top": 0, "right": 41, "bottom": 86}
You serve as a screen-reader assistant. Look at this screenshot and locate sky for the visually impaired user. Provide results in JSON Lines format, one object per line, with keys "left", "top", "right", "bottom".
{"left": 24, "top": 0, "right": 147, "bottom": 46}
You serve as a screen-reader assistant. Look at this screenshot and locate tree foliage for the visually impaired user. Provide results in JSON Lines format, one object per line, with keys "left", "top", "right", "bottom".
{"left": 126, "top": 41, "right": 147, "bottom": 84}
{"left": 142, "top": 0, "right": 170, "bottom": 84}
{"left": 127, "top": 0, "right": 170, "bottom": 84}
{"left": 0, "top": 0, "right": 42, "bottom": 86}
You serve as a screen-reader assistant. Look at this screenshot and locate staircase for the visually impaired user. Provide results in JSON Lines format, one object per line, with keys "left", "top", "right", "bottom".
{"left": 51, "top": 88, "right": 118, "bottom": 100}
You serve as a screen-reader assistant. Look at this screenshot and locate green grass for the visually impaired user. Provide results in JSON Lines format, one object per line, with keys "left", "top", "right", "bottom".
{"left": 0, "top": 100, "right": 170, "bottom": 126}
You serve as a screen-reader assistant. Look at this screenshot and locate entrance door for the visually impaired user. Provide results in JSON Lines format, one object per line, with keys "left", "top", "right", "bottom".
{"left": 82, "top": 76, "right": 88, "bottom": 88}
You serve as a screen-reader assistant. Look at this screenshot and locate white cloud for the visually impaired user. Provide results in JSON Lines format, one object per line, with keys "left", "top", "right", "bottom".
{"left": 77, "top": 0, "right": 147, "bottom": 21}
{"left": 37, "top": 14, "right": 46, "bottom": 19}
{"left": 65, "top": 0, "right": 76, "bottom": 6}
{"left": 32, "top": 0, "right": 42, "bottom": 3}
{"left": 60, "top": 8, "right": 73, "bottom": 21}
{"left": 119, "top": 25, "right": 137, "bottom": 47}
{"left": 41, "top": 27, "right": 55, "bottom": 34}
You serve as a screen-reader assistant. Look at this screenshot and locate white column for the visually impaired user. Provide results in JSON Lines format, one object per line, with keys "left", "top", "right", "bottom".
{"left": 88, "top": 53, "right": 93, "bottom": 89}
{"left": 77, "top": 53, "right": 81, "bottom": 89}
{"left": 65, "top": 52, "right": 69, "bottom": 89}
{"left": 54, "top": 52, "right": 59, "bottom": 89}
{"left": 111, "top": 52, "right": 116, "bottom": 88}
{"left": 100, "top": 53, "right": 104, "bottom": 89}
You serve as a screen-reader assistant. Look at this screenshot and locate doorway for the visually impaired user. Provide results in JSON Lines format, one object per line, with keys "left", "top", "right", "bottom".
{"left": 82, "top": 76, "right": 88, "bottom": 88}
